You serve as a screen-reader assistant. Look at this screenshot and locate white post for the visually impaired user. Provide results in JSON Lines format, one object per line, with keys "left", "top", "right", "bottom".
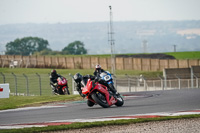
{"left": 0, "top": 84, "right": 10, "bottom": 98}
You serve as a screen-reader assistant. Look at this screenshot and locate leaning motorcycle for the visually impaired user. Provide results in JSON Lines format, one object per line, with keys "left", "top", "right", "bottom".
{"left": 71, "top": 73, "right": 124, "bottom": 108}
{"left": 55, "top": 77, "right": 70, "bottom": 95}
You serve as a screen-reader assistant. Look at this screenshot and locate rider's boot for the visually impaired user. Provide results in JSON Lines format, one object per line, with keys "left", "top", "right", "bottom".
{"left": 108, "top": 84, "right": 119, "bottom": 98}
{"left": 52, "top": 87, "right": 58, "bottom": 94}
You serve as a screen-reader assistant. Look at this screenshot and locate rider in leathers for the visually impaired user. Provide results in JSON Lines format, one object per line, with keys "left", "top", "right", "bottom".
{"left": 93, "top": 64, "right": 119, "bottom": 97}
{"left": 50, "top": 69, "right": 61, "bottom": 94}
{"left": 74, "top": 73, "right": 96, "bottom": 97}
{"left": 74, "top": 64, "right": 118, "bottom": 98}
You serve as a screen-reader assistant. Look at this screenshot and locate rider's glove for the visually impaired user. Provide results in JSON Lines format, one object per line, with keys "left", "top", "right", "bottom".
{"left": 95, "top": 76, "right": 99, "bottom": 82}
{"left": 53, "top": 83, "right": 57, "bottom": 86}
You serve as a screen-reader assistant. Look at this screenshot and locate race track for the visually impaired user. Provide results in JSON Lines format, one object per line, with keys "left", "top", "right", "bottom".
{"left": 0, "top": 89, "right": 200, "bottom": 126}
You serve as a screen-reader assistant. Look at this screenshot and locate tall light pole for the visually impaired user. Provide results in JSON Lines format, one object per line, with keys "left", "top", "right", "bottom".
{"left": 173, "top": 45, "right": 177, "bottom": 52}
{"left": 108, "top": 6, "right": 115, "bottom": 75}
{"left": 142, "top": 40, "right": 148, "bottom": 53}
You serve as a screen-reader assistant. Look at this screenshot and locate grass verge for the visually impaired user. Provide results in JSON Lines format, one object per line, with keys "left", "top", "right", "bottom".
{"left": 165, "top": 51, "right": 200, "bottom": 59}
{"left": 0, "top": 68, "right": 162, "bottom": 77}
{"left": 0, "top": 95, "right": 82, "bottom": 110}
{"left": 1, "top": 114, "right": 200, "bottom": 133}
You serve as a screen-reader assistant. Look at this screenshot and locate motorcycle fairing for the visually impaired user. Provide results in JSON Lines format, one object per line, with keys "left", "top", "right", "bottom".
{"left": 82, "top": 79, "right": 93, "bottom": 95}
{"left": 57, "top": 77, "right": 68, "bottom": 86}
{"left": 100, "top": 72, "right": 113, "bottom": 84}
{"left": 82, "top": 79, "right": 117, "bottom": 106}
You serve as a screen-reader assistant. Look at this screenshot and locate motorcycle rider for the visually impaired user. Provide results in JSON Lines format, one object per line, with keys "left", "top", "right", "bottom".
{"left": 93, "top": 64, "right": 119, "bottom": 97}
{"left": 74, "top": 73, "right": 93, "bottom": 97}
{"left": 93, "top": 64, "right": 106, "bottom": 76}
{"left": 50, "top": 69, "right": 62, "bottom": 94}
{"left": 74, "top": 73, "right": 102, "bottom": 97}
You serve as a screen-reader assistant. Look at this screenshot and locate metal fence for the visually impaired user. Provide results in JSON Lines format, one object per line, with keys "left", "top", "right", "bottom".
{"left": 0, "top": 72, "right": 73, "bottom": 96}
{"left": 114, "top": 75, "right": 200, "bottom": 93}
{"left": 71, "top": 75, "right": 200, "bottom": 94}
{"left": 1, "top": 73, "right": 200, "bottom": 96}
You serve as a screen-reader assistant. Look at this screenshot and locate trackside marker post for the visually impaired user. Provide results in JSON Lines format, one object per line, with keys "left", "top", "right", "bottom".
{"left": 0, "top": 84, "right": 10, "bottom": 98}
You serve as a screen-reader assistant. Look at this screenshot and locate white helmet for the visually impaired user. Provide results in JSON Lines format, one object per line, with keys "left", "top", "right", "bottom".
{"left": 95, "top": 64, "right": 101, "bottom": 70}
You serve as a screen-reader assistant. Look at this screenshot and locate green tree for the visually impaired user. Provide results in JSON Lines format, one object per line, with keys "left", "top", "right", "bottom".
{"left": 5, "top": 37, "right": 49, "bottom": 56}
{"left": 62, "top": 41, "right": 87, "bottom": 55}
{"left": 33, "top": 48, "right": 53, "bottom": 55}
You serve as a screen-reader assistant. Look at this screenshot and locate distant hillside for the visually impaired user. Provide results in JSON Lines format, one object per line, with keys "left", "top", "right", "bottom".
{"left": 0, "top": 20, "right": 200, "bottom": 54}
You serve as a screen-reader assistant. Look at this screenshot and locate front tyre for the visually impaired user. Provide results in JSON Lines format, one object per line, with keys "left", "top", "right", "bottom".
{"left": 115, "top": 95, "right": 124, "bottom": 107}
{"left": 91, "top": 92, "right": 109, "bottom": 108}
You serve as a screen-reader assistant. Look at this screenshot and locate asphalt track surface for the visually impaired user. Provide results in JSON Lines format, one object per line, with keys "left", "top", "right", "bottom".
{"left": 0, "top": 88, "right": 200, "bottom": 125}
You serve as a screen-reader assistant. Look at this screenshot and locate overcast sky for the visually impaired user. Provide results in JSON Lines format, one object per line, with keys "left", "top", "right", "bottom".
{"left": 0, "top": 0, "right": 200, "bottom": 25}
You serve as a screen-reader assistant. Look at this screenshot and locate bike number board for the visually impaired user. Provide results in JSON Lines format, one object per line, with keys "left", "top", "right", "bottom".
{"left": 104, "top": 75, "right": 111, "bottom": 81}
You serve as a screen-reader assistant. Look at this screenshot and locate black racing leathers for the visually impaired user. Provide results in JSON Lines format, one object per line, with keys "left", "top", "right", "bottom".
{"left": 50, "top": 74, "right": 61, "bottom": 90}
{"left": 93, "top": 69, "right": 105, "bottom": 77}
{"left": 98, "top": 78, "right": 117, "bottom": 94}
{"left": 93, "top": 69, "right": 117, "bottom": 95}
{"left": 75, "top": 75, "right": 96, "bottom": 97}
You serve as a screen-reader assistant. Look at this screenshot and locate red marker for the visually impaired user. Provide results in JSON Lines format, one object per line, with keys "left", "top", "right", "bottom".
{"left": 0, "top": 88, "right": 3, "bottom": 92}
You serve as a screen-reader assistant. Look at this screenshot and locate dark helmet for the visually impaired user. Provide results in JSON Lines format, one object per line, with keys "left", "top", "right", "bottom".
{"left": 51, "top": 69, "right": 57, "bottom": 76}
{"left": 95, "top": 64, "right": 101, "bottom": 71}
{"left": 74, "top": 73, "right": 82, "bottom": 82}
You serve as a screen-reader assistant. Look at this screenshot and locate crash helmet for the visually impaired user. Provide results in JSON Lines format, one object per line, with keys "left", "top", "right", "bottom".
{"left": 95, "top": 64, "right": 101, "bottom": 71}
{"left": 51, "top": 69, "right": 57, "bottom": 76}
{"left": 74, "top": 73, "right": 82, "bottom": 82}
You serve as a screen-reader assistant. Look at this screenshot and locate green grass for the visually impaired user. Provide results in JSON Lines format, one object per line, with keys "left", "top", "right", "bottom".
{"left": 165, "top": 51, "right": 200, "bottom": 59}
{"left": 0, "top": 95, "right": 82, "bottom": 110}
{"left": 0, "top": 68, "right": 94, "bottom": 75}
{"left": 1, "top": 114, "right": 200, "bottom": 133}
{"left": 0, "top": 68, "right": 161, "bottom": 76}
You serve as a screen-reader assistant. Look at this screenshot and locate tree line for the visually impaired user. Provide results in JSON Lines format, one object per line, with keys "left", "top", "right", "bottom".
{"left": 5, "top": 37, "right": 87, "bottom": 56}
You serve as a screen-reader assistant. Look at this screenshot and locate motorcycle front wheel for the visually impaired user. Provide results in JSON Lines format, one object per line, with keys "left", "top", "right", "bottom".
{"left": 91, "top": 91, "right": 109, "bottom": 108}
{"left": 115, "top": 95, "right": 124, "bottom": 107}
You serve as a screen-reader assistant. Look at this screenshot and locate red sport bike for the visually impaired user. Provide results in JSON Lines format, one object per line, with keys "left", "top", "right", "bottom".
{"left": 71, "top": 73, "right": 124, "bottom": 108}
{"left": 56, "top": 77, "right": 70, "bottom": 95}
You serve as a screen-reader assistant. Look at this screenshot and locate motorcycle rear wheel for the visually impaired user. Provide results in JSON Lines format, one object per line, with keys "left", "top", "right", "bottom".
{"left": 91, "top": 92, "right": 109, "bottom": 108}
{"left": 62, "top": 87, "right": 70, "bottom": 95}
{"left": 87, "top": 100, "right": 95, "bottom": 107}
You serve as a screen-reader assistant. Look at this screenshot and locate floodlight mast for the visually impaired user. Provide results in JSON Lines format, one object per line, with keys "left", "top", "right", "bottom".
{"left": 108, "top": 6, "right": 115, "bottom": 75}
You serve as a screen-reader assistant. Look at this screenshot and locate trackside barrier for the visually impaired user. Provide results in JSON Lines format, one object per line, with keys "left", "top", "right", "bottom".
{"left": 163, "top": 66, "right": 200, "bottom": 89}
{"left": 0, "top": 70, "right": 199, "bottom": 96}
{"left": 71, "top": 74, "right": 199, "bottom": 94}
